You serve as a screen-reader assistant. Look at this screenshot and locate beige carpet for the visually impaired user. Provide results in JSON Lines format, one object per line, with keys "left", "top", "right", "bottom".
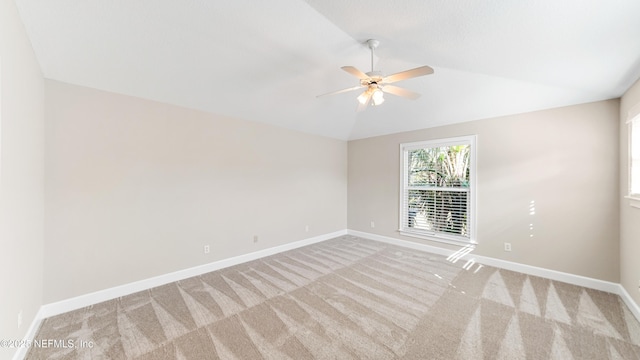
{"left": 27, "top": 236, "right": 640, "bottom": 359}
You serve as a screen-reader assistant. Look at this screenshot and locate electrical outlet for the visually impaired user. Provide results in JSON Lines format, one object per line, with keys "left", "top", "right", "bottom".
{"left": 504, "top": 243, "right": 512, "bottom": 252}
{"left": 370, "top": 221, "right": 375, "bottom": 228}
{"left": 203, "top": 245, "right": 210, "bottom": 254}
{"left": 305, "top": 225, "right": 309, "bottom": 232}
{"left": 18, "top": 310, "right": 22, "bottom": 329}
{"left": 638, "top": 279, "right": 640, "bottom": 293}
{"left": 253, "top": 235, "right": 258, "bottom": 243}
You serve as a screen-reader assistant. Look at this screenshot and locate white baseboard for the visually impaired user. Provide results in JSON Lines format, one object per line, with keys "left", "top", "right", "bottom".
{"left": 348, "top": 230, "right": 623, "bottom": 296}
{"left": 351, "top": 230, "right": 640, "bottom": 325}
{"left": 348, "top": 230, "right": 456, "bottom": 258}
{"left": 618, "top": 284, "right": 640, "bottom": 324}
{"left": 15, "top": 228, "right": 640, "bottom": 360}
{"left": 350, "top": 231, "right": 640, "bottom": 324}
{"left": 40, "top": 230, "right": 346, "bottom": 319}
{"left": 11, "top": 307, "right": 47, "bottom": 360}
{"left": 13, "top": 230, "right": 346, "bottom": 360}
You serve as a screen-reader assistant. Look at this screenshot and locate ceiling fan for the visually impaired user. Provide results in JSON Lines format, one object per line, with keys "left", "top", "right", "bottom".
{"left": 318, "top": 39, "right": 434, "bottom": 111}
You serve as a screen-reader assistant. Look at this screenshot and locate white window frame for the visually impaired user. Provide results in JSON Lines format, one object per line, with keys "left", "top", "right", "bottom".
{"left": 399, "top": 135, "right": 477, "bottom": 245}
{"left": 626, "top": 103, "right": 640, "bottom": 209}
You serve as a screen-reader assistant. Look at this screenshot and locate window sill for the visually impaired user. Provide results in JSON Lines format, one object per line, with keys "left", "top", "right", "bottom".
{"left": 625, "top": 195, "right": 640, "bottom": 209}
{"left": 399, "top": 230, "right": 477, "bottom": 246}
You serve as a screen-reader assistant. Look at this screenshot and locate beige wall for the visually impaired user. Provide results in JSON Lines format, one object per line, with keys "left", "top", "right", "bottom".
{"left": 0, "top": 0, "right": 45, "bottom": 359}
{"left": 620, "top": 78, "right": 640, "bottom": 305}
{"left": 349, "top": 100, "right": 620, "bottom": 282}
{"left": 43, "top": 80, "right": 347, "bottom": 303}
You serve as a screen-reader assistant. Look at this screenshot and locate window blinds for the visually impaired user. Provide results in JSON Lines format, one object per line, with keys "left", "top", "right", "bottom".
{"left": 400, "top": 136, "right": 475, "bottom": 244}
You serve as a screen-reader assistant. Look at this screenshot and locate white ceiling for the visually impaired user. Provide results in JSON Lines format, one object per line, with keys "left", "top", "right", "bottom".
{"left": 15, "top": 0, "right": 640, "bottom": 140}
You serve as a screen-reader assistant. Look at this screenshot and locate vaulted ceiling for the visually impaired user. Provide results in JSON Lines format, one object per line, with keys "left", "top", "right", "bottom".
{"left": 15, "top": 0, "right": 640, "bottom": 140}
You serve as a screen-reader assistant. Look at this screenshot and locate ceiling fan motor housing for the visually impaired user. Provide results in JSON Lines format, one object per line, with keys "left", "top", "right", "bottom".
{"left": 362, "top": 71, "right": 383, "bottom": 86}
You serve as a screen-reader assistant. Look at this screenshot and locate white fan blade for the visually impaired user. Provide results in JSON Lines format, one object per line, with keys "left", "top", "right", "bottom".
{"left": 342, "top": 66, "right": 370, "bottom": 80}
{"left": 383, "top": 65, "right": 434, "bottom": 84}
{"left": 382, "top": 85, "right": 421, "bottom": 100}
{"left": 317, "top": 85, "right": 363, "bottom": 98}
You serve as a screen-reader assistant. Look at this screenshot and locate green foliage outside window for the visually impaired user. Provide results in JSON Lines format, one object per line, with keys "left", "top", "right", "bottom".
{"left": 407, "top": 145, "right": 470, "bottom": 236}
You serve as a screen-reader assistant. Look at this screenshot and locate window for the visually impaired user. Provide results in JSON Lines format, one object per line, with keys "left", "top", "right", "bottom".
{"left": 400, "top": 135, "right": 477, "bottom": 244}
{"left": 627, "top": 104, "right": 640, "bottom": 208}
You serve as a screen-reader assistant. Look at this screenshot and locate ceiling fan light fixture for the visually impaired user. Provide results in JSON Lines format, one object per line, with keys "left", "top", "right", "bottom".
{"left": 357, "top": 89, "right": 371, "bottom": 104}
{"left": 372, "top": 88, "right": 385, "bottom": 106}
